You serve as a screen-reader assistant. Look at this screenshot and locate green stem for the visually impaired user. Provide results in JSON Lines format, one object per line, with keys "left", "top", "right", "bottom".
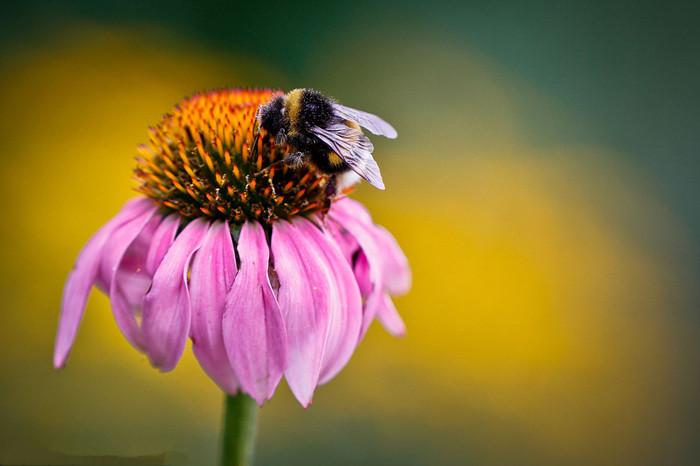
{"left": 220, "top": 393, "right": 259, "bottom": 466}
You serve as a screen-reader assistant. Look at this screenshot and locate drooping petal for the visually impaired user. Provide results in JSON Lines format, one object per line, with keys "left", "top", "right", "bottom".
{"left": 54, "top": 198, "right": 154, "bottom": 369}
{"left": 145, "top": 214, "right": 180, "bottom": 276}
{"left": 272, "top": 219, "right": 338, "bottom": 407}
{"left": 331, "top": 197, "right": 411, "bottom": 296}
{"left": 109, "top": 214, "right": 179, "bottom": 353}
{"left": 352, "top": 251, "right": 406, "bottom": 337}
{"left": 223, "top": 221, "right": 286, "bottom": 405}
{"left": 96, "top": 207, "right": 157, "bottom": 292}
{"left": 325, "top": 219, "right": 359, "bottom": 263}
{"left": 142, "top": 218, "right": 209, "bottom": 371}
{"left": 112, "top": 264, "right": 152, "bottom": 315}
{"left": 330, "top": 197, "right": 373, "bottom": 225}
{"left": 376, "top": 294, "right": 406, "bottom": 337}
{"left": 190, "top": 220, "right": 239, "bottom": 394}
{"left": 106, "top": 212, "right": 160, "bottom": 349}
{"left": 293, "top": 220, "right": 362, "bottom": 385}
{"left": 329, "top": 211, "right": 384, "bottom": 338}
{"left": 370, "top": 226, "right": 411, "bottom": 296}
{"left": 354, "top": 252, "right": 372, "bottom": 296}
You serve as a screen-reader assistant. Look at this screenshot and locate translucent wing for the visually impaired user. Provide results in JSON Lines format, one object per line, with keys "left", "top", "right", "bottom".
{"left": 312, "top": 124, "right": 385, "bottom": 190}
{"left": 332, "top": 103, "right": 398, "bottom": 139}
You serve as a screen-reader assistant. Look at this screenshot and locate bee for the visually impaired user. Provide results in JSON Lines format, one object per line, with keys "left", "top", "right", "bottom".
{"left": 257, "top": 88, "right": 397, "bottom": 190}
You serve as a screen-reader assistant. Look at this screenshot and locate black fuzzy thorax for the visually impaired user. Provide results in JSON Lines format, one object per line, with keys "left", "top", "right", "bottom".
{"left": 297, "top": 89, "right": 335, "bottom": 131}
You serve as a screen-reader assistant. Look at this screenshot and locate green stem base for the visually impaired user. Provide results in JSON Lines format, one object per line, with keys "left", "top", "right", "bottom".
{"left": 220, "top": 393, "right": 259, "bottom": 466}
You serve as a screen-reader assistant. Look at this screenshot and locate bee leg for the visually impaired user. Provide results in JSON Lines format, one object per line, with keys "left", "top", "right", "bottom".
{"left": 275, "top": 129, "right": 287, "bottom": 145}
{"left": 283, "top": 152, "right": 308, "bottom": 168}
{"left": 326, "top": 175, "right": 337, "bottom": 197}
{"left": 321, "top": 176, "right": 338, "bottom": 213}
{"left": 250, "top": 151, "right": 305, "bottom": 178}
{"left": 249, "top": 132, "right": 260, "bottom": 159}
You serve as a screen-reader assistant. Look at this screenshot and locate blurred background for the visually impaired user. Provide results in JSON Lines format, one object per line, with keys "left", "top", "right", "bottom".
{"left": 1, "top": 1, "right": 699, "bottom": 465}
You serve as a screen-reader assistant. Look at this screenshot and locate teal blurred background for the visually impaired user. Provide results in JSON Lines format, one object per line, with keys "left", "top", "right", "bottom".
{"left": 1, "top": 1, "right": 699, "bottom": 465}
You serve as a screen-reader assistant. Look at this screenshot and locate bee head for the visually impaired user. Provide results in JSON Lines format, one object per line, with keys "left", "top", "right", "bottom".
{"left": 257, "top": 96, "right": 286, "bottom": 136}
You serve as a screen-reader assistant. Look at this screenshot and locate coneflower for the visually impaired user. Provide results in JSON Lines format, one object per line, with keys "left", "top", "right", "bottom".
{"left": 53, "top": 89, "right": 410, "bottom": 466}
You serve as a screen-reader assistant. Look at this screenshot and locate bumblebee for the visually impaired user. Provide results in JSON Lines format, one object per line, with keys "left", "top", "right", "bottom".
{"left": 257, "top": 88, "right": 397, "bottom": 190}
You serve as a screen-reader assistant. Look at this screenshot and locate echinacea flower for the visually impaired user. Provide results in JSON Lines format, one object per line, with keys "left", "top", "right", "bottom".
{"left": 54, "top": 89, "right": 411, "bottom": 408}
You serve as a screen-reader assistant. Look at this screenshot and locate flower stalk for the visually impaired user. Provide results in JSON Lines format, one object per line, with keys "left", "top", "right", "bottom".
{"left": 221, "top": 393, "right": 259, "bottom": 466}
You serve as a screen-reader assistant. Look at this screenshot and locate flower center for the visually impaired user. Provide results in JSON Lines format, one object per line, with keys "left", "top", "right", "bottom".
{"left": 135, "top": 89, "right": 334, "bottom": 223}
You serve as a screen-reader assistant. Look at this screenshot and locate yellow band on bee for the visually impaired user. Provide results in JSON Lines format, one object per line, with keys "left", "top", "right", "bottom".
{"left": 285, "top": 88, "right": 304, "bottom": 135}
{"left": 328, "top": 151, "right": 343, "bottom": 167}
{"left": 345, "top": 119, "right": 361, "bottom": 130}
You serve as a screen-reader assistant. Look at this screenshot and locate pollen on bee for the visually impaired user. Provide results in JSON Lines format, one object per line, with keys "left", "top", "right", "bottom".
{"left": 134, "top": 89, "right": 335, "bottom": 224}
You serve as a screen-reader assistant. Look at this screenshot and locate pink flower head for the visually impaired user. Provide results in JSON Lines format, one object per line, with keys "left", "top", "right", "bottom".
{"left": 54, "top": 89, "right": 411, "bottom": 407}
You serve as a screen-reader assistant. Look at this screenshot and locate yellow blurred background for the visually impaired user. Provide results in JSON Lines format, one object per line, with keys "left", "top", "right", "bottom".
{"left": 1, "top": 3, "right": 699, "bottom": 465}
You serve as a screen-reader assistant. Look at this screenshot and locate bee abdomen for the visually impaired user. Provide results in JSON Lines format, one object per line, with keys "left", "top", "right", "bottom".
{"left": 310, "top": 150, "right": 349, "bottom": 174}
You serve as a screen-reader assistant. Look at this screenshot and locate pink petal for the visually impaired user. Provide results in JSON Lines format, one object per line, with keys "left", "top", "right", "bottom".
{"left": 293, "top": 220, "right": 362, "bottom": 385}
{"left": 145, "top": 214, "right": 180, "bottom": 276}
{"left": 142, "top": 218, "right": 209, "bottom": 371}
{"left": 325, "top": 219, "right": 359, "bottom": 263}
{"left": 96, "top": 208, "right": 157, "bottom": 292}
{"left": 110, "top": 214, "right": 179, "bottom": 352}
{"left": 328, "top": 212, "right": 384, "bottom": 338}
{"left": 107, "top": 211, "right": 160, "bottom": 349}
{"left": 54, "top": 198, "right": 154, "bottom": 369}
{"left": 330, "top": 197, "right": 373, "bottom": 224}
{"left": 223, "top": 221, "right": 286, "bottom": 405}
{"left": 354, "top": 253, "right": 372, "bottom": 296}
{"left": 352, "top": 252, "right": 406, "bottom": 337}
{"left": 112, "top": 267, "right": 152, "bottom": 313}
{"left": 190, "top": 220, "right": 239, "bottom": 394}
{"left": 376, "top": 294, "right": 406, "bottom": 337}
{"left": 371, "top": 226, "right": 411, "bottom": 296}
{"left": 272, "top": 219, "right": 338, "bottom": 407}
{"left": 331, "top": 197, "right": 411, "bottom": 296}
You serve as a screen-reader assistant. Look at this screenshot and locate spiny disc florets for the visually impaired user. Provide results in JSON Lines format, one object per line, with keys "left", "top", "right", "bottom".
{"left": 135, "top": 89, "right": 336, "bottom": 223}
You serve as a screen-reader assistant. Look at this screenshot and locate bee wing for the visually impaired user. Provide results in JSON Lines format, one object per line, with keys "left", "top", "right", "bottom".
{"left": 332, "top": 103, "right": 398, "bottom": 139}
{"left": 312, "top": 124, "right": 385, "bottom": 190}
